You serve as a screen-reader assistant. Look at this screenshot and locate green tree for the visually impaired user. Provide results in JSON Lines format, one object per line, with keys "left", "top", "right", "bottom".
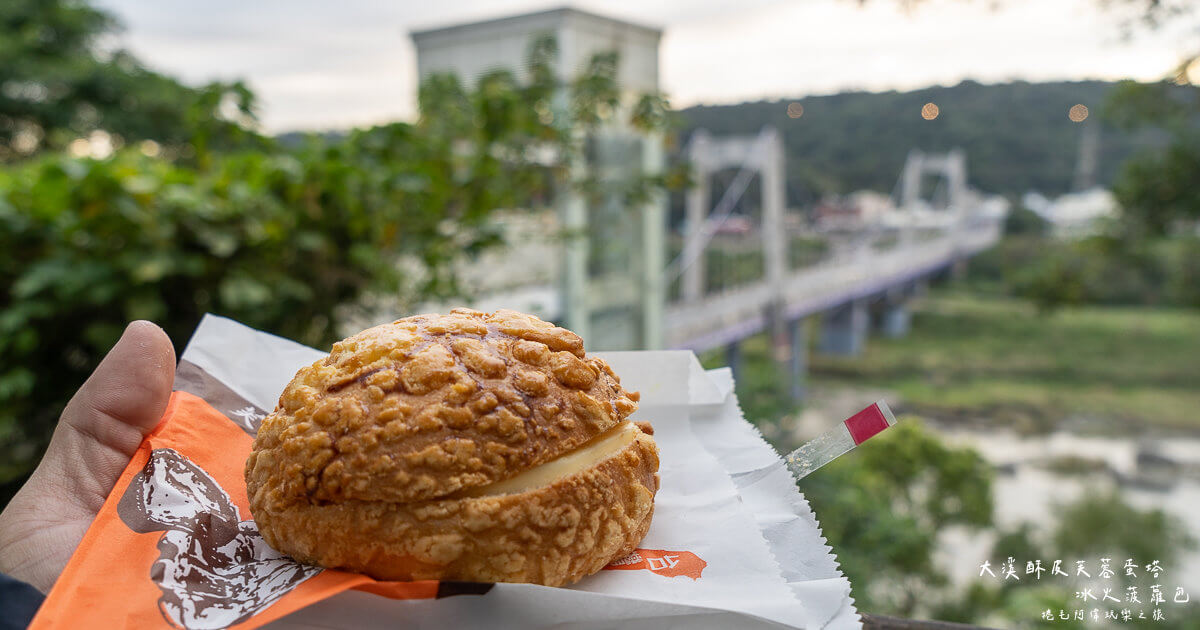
{"left": 1112, "top": 133, "right": 1200, "bottom": 237}
{"left": 0, "top": 0, "right": 262, "bottom": 161}
{"left": 1096, "top": 3, "right": 1200, "bottom": 238}
{"left": 802, "top": 419, "right": 994, "bottom": 617}
{"left": 1005, "top": 205, "right": 1049, "bottom": 237}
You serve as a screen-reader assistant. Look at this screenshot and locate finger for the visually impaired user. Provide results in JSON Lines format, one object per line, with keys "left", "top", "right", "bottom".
{"left": 48, "top": 321, "right": 177, "bottom": 510}
{"left": 0, "top": 322, "right": 178, "bottom": 592}
{"left": 63, "top": 320, "right": 177, "bottom": 441}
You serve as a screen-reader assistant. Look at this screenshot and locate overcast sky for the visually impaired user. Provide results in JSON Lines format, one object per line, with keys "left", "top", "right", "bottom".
{"left": 93, "top": 0, "right": 1193, "bottom": 132}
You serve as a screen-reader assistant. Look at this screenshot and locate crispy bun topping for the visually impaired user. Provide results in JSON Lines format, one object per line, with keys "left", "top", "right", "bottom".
{"left": 246, "top": 308, "right": 641, "bottom": 509}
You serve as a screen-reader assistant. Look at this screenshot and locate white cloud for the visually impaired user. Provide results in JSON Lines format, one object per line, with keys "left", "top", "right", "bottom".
{"left": 660, "top": 0, "right": 1181, "bottom": 106}
{"left": 92, "top": 0, "right": 1189, "bottom": 131}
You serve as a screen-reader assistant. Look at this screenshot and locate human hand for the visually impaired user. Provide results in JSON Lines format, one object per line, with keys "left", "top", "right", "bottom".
{"left": 0, "top": 321, "right": 175, "bottom": 593}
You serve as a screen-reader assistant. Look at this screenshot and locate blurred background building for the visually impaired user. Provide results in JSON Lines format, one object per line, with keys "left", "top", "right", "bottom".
{"left": 411, "top": 8, "right": 667, "bottom": 351}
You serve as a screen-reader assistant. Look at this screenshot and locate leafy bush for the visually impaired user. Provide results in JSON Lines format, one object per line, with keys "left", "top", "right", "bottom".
{"left": 964, "top": 234, "right": 1048, "bottom": 293}
{"left": 1112, "top": 136, "right": 1200, "bottom": 239}
{"left": 1003, "top": 204, "right": 1049, "bottom": 237}
{"left": 969, "top": 234, "right": 1200, "bottom": 311}
{"left": 0, "top": 136, "right": 496, "bottom": 486}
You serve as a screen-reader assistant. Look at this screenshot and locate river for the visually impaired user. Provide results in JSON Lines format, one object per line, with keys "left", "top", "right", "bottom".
{"left": 935, "top": 426, "right": 1200, "bottom": 593}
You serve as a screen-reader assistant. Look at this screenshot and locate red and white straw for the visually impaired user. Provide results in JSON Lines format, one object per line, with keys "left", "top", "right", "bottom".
{"left": 784, "top": 400, "right": 898, "bottom": 480}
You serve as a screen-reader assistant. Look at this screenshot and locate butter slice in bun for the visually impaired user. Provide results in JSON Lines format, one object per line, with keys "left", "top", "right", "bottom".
{"left": 245, "top": 308, "right": 659, "bottom": 586}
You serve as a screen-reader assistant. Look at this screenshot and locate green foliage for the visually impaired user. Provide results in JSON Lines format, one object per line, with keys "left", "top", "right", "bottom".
{"left": 1113, "top": 136, "right": 1200, "bottom": 237}
{"left": 667, "top": 236, "right": 828, "bottom": 300}
{"left": 1105, "top": 77, "right": 1199, "bottom": 238}
{"left": 1010, "top": 237, "right": 1151, "bottom": 311}
{"left": 698, "top": 332, "right": 795, "bottom": 424}
{"left": 0, "top": 138, "right": 488, "bottom": 484}
{"left": 1004, "top": 205, "right": 1050, "bottom": 237}
{"left": 1105, "top": 80, "right": 1197, "bottom": 134}
{"left": 965, "top": 209, "right": 1048, "bottom": 293}
{"left": 703, "top": 244, "right": 766, "bottom": 292}
{"left": 1010, "top": 70, "right": 1199, "bottom": 323}
{"left": 1051, "top": 490, "right": 1195, "bottom": 563}
{"left": 964, "top": 234, "right": 1045, "bottom": 294}
{"left": 0, "top": 0, "right": 266, "bottom": 161}
{"left": 788, "top": 236, "right": 830, "bottom": 269}
{"left": 934, "top": 579, "right": 1071, "bottom": 629}
{"left": 975, "top": 235, "right": 1200, "bottom": 311}
{"left": 802, "top": 419, "right": 994, "bottom": 616}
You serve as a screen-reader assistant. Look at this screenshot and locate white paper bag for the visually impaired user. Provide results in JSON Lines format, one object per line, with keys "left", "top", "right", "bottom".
{"left": 172, "top": 314, "right": 860, "bottom": 629}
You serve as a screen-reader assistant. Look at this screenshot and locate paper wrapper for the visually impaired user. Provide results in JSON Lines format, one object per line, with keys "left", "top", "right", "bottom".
{"left": 31, "top": 314, "right": 860, "bottom": 630}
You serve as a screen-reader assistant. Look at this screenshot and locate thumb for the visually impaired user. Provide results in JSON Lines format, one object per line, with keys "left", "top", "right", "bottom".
{"left": 0, "top": 322, "right": 176, "bottom": 593}
{"left": 45, "top": 321, "right": 177, "bottom": 512}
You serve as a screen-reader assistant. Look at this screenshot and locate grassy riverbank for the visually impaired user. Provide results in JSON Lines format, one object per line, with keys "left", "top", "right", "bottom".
{"left": 708, "top": 292, "right": 1200, "bottom": 434}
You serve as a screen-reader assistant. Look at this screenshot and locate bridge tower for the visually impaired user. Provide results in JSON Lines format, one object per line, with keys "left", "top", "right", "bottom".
{"left": 678, "top": 127, "right": 787, "bottom": 305}
{"left": 897, "top": 149, "right": 970, "bottom": 277}
{"left": 899, "top": 149, "right": 968, "bottom": 212}
{"left": 676, "top": 126, "right": 796, "bottom": 394}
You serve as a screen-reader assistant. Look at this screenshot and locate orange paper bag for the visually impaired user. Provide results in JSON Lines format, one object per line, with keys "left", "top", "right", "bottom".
{"left": 32, "top": 391, "right": 444, "bottom": 629}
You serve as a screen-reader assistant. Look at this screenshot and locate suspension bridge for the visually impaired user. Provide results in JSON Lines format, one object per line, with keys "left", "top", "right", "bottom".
{"left": 408, "top": 8, "right": 1008, "bottom": 399}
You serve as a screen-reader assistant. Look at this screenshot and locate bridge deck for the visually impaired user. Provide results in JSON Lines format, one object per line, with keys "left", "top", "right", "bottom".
{"left": 664, "top": 222, "right": 1001, "bottom": 351}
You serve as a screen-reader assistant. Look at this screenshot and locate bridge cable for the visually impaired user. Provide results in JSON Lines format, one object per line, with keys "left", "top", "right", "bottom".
{"left": 664, "top": 129, "right": 772, "bottom": 284}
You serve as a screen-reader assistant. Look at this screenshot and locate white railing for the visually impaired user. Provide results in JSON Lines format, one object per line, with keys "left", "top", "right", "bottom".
{"left": 663, "top": 219, "right": 1002, "bottom": 351}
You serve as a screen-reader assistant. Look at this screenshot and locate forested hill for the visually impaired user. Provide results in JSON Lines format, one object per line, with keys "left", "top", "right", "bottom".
{"left": 677, "top": 80, "right": 1162, "bottom": 201}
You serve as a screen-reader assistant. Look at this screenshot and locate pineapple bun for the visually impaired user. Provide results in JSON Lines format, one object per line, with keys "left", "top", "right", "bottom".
{"left": 245, "top": 308, "right": 659, "bottom": 586}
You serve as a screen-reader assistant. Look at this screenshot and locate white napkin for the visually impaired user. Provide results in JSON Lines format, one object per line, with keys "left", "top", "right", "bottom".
{"left": 176, "top": 314, "right": 861, "bottom": 629}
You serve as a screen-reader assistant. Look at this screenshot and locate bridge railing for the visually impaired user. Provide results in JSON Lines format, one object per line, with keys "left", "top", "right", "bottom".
{"left": 663, "top": 217, "right": 1004, "bottom": 351}
{"left": 666, "top": 219, "right": 978, "bottom": 308}
{"left": 667, "top": 222, "right": 908, "bottom": 305}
